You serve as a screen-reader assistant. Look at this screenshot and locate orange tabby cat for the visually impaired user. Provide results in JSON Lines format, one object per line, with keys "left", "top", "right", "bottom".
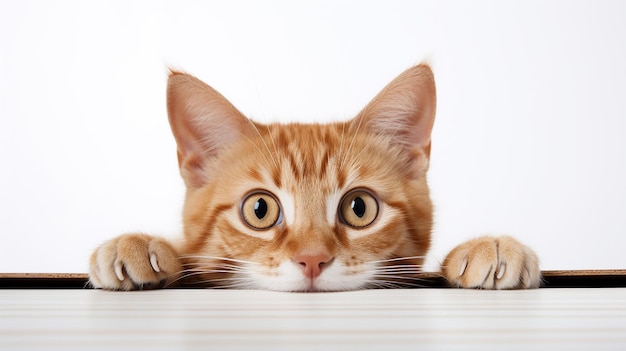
{"left": 89, "top": 64, "right": 541, "bottom": 291}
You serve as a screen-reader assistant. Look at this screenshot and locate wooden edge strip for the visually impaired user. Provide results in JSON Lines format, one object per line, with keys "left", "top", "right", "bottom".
{"left": 0, "top": 273, "right": 89, "bottom": 279}
{"left": 541, "top": 270, "right": 626, "bottom": 277}
{"left": 1, "top": 270, "right": 625, "bottom": 289}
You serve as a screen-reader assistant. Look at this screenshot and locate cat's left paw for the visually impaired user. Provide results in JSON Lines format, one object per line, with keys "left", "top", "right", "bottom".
{"left": 442, "top": 235, "right": 541, "bottom": 289}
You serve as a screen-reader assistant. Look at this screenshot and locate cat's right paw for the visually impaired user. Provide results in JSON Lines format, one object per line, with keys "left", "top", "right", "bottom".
{"left": 442, "top": 235, "right": 541, "bottom": 289}
{"left": 89, "top": 233, "right": 182, "bottom": 290}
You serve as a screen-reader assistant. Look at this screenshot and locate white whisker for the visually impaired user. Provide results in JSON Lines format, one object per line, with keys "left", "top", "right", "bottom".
{"left": 185, "top": 269, "right": 247, "bottom": 275}
{"left": 170, "top": 255, "right": 261, "bottom": 288}
{"left": 246, "top": 119, "right": 279, "bottom": 171}
{"left": 337, "top": 121, "right": 346, "bottom": 169}
{"left": 198, "top": 124, "right": 277, "bottom": 172}
{"left": 372, "top": 273, "right": 423, "bottom": 281}
{"left": 189, "top": 263, "right": 247, "bottom": 271}
{"left": 181, "top": 255, "right": 259, "bottom": 266}
{"left": 164, "top": 269, "right": 221, "bottom": 286}
{"left": 375, "top": 264, "right": 420, "bottom": 270}
{"left": 367, "top": 256, "right": 426, "bottom": 264}
{"left": 373, "top": 270, "right": 422, "bottom": 275}
{"left": 339, "top": 114, "right": 365, "bottom": 171}
{"left": 182, "top": 255, "right": 258, "bottom": 267}
{"left": 365, "top": 279, "right": 407, "bottom": 289}
{"left": 262, "top": 124, "right": 281, "bottom": 170}
{"left": 208, "top": 281, "right": 255, "bottom": 290}
{"left": 373, "top": 264, "right": 423, "bottom": 270}
{"left": 207, "top": 277, "right": 256, "bottom": 283}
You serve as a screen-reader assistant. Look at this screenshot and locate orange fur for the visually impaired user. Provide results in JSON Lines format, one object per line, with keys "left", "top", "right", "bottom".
{"left": 89, "top": 64, "right": 540, "bottom": 291}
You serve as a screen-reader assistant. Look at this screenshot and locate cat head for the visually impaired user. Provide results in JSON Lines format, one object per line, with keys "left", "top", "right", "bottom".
{"left": 167, "top": 64, "right": 436, "bottom": 291}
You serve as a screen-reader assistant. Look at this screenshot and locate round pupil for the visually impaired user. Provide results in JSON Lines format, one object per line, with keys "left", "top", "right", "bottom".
{"left": 351, "top": 197, "right": 366, "bottom": 218}
{"left": 254, "top": 198, "right": 268, "bottom": 219}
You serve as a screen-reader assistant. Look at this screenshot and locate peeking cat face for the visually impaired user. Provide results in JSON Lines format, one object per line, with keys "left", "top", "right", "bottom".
{"left": 168, "top": 64, "right": 436, "bottom": 291}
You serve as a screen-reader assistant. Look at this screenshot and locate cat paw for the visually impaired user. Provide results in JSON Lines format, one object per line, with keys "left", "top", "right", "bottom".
{"left": 89, "top": 233, "right": 182, "bottom": 290}
{"left": 442, "top": 235, "right": 541, "bottom": 289}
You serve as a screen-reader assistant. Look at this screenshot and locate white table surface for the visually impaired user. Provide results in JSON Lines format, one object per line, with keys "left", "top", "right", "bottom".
{"left": 1, "top": 288, "right": 625, "bottom": 350}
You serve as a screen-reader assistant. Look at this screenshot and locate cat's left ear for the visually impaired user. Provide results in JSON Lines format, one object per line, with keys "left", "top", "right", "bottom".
{"left": 354, "top": 64, "right": 436, "bottom": 177}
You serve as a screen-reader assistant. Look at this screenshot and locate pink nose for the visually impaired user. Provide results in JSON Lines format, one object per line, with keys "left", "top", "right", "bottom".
{"left": 293, "top": 253, "right": 334, "bottom": 279}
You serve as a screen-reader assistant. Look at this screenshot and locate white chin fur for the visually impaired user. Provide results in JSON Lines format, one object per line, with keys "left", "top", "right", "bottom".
{"left": 247, "top": 260, "right": 374, "bottom": 292}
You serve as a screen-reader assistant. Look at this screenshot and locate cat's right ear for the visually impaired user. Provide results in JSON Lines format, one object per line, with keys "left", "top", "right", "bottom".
{"left": 167, "top": 71, "right": 252, "bottom": 188}
{"left": 353, "top": 64, "right": 436, "bottom": 178}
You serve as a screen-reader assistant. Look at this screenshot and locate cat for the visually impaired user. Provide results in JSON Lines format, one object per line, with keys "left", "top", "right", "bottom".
{"left": 89, "top": 64, "right": 541, "bottom": 291}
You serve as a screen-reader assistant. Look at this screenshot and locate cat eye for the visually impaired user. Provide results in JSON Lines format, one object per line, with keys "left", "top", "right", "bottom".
{"left": 339, "top": 189, "right": 379, "bottom": 229}
{"left": 240, "top": 191, "right": 282, "bottom": 230}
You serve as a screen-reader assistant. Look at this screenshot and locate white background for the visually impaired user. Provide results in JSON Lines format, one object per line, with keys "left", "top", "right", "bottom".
{"left": 1, "top": 0, "right": 625, "bottom": 273}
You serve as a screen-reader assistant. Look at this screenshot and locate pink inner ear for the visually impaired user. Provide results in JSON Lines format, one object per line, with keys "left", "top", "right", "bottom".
{"left": 354, "top": 64, "right": 437, "bottom": 173}
{"left": 167, "top": 71, "right": 251, "bottom": 188}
